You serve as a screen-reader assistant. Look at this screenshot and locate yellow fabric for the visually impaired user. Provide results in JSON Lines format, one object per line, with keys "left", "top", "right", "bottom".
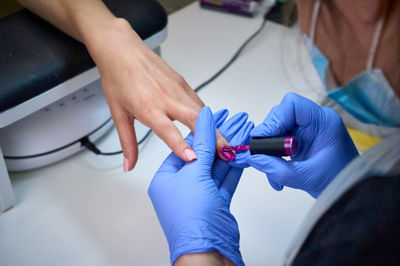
{"left": 347, "top": 127, "right": 382, "bottom": 153}
{"left": 0, "top": 1, "right": 23, "bottom": 19}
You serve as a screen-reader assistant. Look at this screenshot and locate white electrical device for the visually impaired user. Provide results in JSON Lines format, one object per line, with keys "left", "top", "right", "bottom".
{"left": 0, "top": 79, "right": 132, "bottom": 171}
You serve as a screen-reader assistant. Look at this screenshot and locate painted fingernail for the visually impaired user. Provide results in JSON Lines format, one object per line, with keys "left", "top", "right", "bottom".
{"left": 184, "top": 148, "right": 197, "bottom": 162}
{"left": 220, "top": 146, "right": 237, "bottom": 161}
{"left": 123, "top": 157, "right": 129, "bottom": 172}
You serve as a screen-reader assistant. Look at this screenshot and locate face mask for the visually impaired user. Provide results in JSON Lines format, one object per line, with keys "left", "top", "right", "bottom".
{"left": 304, "top": 1, "right": 400, "bottom": 128}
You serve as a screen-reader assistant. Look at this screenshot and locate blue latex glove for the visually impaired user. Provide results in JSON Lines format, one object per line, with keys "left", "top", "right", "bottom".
{"left": 247, "top": 93, "right": 359, "bottom": 198}
{"left": 148, "top": 107, "right": 253, "bottom": 265}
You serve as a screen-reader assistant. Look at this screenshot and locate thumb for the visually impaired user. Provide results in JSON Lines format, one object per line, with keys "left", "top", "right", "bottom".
{"left": 250, "top": 106, "right": 285, "bottom": 137}
{"left": 267, "top": 177, "right": 284, "bottom": 191}
{"left": 251, "top": 92, "right": 322, "bottom": 138}
{"left": 192, "top": 106, "right": 216, "bottom": 165}
{"left": 247, "top": 155, "right": 294, "bottom": 191}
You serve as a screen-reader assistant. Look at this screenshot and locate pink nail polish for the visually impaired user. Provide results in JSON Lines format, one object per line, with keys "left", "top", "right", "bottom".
{"left": 123, "top": 157, "right": 129, "bottom": 172}
{"left": 220, "top": 147, "right": 237, "bottom": 161}
{"left": 220, "top": 145, "right": 248, "bottom": 161}
{"left": 184, "top": 148, "right": 197, "bottom": 162}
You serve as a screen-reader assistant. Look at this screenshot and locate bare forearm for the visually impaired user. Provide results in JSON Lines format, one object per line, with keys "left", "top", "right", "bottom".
{"left": 18, "top": 0, "right": 120, "bottom": 43}
{"left": 18, "top": 0, "right": 144, "bottom": 66}
{"left": 175, "top": 252, "right": 234, "bottom": 266}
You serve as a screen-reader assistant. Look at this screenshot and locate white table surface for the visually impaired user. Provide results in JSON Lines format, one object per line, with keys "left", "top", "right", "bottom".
{"left": 0, "top": 3, "right": 324, "bottom": 266}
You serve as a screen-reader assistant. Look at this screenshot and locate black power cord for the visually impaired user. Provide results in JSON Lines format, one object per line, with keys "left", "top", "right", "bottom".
{"left": 81, "top": 126, "right": 152, "bottom": 156}
{"left": 193, "top": 19, "right": 267, "bottom": 93}
{"left": 4, "top": 118, "right": 113, "bottom": 159}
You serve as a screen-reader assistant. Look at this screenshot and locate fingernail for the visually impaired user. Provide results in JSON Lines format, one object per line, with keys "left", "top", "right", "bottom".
{"left": 221, "top": 150, "right": 236, "bottom": 161}
{"left": 184, "top": 148, "right": 197, "bottom": 162}
{"left": 123, "top": 157, "right": 129, "bottom": 172}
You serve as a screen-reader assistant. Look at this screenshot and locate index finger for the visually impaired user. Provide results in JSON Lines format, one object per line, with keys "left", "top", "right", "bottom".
{"left": 157, "top": 109, "right": 231, "bottom": 173}
{"left": 148, "top": 113, "right": 197, "bottom": 162}
{"left": 169, "top": 103, "right": 231, "bottom": 161}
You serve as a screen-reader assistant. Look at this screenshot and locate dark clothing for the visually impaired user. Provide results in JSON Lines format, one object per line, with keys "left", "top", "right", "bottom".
{"left": 294, "top": 174, "right": 400, "bottom": 266}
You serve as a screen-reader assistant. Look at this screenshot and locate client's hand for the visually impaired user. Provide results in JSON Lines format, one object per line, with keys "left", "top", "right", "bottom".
{"left": 86, "top": 19, "right": 229, "bottom": 171}
{"left": 247, "top": 93, "right": 359, "bottom": 198}
{"left": 148, "top": 107, "right": 253, "bottom": 265}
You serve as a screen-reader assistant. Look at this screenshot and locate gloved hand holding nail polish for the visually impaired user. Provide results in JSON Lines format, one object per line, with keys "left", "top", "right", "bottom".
{"left": 246, "top": 93, "right": 359, "bottom": 198}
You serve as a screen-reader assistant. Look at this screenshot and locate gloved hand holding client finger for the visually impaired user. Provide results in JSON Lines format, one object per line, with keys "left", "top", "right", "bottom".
{"left": 148, "top": 92, "right": 365, "bottom": 265}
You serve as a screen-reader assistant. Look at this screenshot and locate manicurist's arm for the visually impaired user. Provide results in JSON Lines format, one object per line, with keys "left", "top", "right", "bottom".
{"left": 18, "top": 0, "right": 229, "bottom": 171}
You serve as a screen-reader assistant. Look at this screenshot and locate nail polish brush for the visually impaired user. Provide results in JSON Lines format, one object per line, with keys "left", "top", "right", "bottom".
{"left": 221, "top": 136, "right": 298, "bottom": 161}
